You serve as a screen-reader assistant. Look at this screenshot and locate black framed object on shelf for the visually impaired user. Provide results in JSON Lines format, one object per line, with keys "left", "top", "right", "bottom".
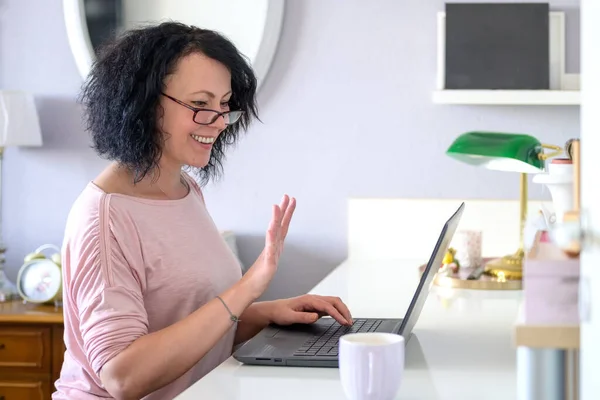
{"left": 444, "top": 2, "right": 550, "bottom": 90}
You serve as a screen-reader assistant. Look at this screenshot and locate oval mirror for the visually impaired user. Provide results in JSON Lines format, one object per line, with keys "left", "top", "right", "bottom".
{"left": 63, "top": 0, "right": 284, "bottom": 90}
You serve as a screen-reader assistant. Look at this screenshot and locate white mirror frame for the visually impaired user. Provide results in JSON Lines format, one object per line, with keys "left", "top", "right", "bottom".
{"left": 63, "top": 0, "right": 285, "bottom": 91}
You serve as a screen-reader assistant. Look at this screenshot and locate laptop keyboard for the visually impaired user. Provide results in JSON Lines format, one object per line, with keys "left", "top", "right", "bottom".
{"left": 293, "top": 319, "right": 383, "bottom": 357}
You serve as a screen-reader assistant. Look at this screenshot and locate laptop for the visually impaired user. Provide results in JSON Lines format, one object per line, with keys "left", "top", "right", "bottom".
{"left": 233, "top": 202, "right": 465, "bottom": 368}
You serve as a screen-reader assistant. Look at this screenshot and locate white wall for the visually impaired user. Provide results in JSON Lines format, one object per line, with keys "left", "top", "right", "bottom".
{"left": 0, "top": 0, "right": 581, "bottom": 300}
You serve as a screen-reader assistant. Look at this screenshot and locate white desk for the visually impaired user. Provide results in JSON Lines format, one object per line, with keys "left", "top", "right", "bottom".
{"left": 176, "top": 259, "right": 522, "bottom": 400}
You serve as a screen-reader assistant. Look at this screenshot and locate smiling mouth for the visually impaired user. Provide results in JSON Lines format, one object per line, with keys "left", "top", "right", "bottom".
{"left": 191, "top": 134, "right": 216, "bottom": 145}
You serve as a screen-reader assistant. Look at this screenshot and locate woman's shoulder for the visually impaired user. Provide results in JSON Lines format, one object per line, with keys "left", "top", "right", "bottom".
{"left": 65, "top": 183, "right": 106, "bottom": 228}
{"left": 63, "top": 182, "right": 131, "bottom": 244}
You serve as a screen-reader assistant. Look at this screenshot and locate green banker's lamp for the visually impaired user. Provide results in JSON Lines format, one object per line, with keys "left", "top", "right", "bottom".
{"left": 446, "top": 132, "right": 562, "bottom": 280}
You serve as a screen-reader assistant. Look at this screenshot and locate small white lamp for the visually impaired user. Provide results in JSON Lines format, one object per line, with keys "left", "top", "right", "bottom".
{"left": 0, "top": 90, "right": 43, "bottom": 301}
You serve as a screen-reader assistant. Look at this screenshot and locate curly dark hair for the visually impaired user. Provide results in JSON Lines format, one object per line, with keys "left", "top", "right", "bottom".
{"left": 80, "top": 21, "right": 259, "bottom": 185}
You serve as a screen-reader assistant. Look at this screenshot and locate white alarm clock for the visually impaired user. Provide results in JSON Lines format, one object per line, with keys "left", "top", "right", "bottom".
{"left": 16, "top": 244, "right": 62, "bottom": 306}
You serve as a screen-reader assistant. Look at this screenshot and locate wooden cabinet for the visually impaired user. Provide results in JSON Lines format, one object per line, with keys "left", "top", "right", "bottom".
{"left": 0, "top": 301, "right": 64, "bottom": 400}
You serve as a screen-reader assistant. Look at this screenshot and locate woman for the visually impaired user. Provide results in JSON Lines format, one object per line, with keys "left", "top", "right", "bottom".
{"left": 53, "top": 21, "right": 352, "bottom": 400}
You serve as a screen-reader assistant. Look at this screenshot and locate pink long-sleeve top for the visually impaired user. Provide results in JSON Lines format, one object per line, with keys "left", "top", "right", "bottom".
{"left": 52, "top": 173, "right": 242, "bottom": 399}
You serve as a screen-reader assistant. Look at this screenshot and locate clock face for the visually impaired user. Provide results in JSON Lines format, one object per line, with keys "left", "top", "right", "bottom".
{"left": 19, "top": 259, "right": 61, "bottom": 302}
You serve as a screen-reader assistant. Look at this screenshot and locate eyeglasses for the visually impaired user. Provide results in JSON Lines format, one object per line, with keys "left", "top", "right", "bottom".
{"left": 162, "top": 93, "right": 244, "bottom": 126}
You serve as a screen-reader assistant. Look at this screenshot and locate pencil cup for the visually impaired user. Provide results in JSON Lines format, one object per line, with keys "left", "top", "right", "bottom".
{"left": 451, "top": 229, "right": 483, "bottom": 268}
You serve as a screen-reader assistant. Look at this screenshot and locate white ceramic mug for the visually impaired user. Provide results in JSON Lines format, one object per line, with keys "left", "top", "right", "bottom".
{"left": 339, "top": 332, "right": 405, "bottom": 400}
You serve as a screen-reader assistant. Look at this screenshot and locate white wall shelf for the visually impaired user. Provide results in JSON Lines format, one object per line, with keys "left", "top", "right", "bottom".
{"left": 432, "top": 90, "right": 580, "bottom": 105}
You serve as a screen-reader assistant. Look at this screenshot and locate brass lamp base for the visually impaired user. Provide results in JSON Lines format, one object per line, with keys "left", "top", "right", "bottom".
{"left": 484, "top": 249, "right": 524, "bottom": 280}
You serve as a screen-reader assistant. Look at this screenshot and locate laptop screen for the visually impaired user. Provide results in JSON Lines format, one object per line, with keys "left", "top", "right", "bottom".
{"left": 396, "top": 202, "right": 465, "bottom": 336}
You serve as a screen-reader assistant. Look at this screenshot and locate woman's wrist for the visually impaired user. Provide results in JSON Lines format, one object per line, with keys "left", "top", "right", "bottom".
{"left": 237, "top": 274, "right": 264, "bottom": 303}
{"left": 233, "top": 301, "right": 276, "bottom": 345}
{"left": 251, "top": 301, "right": 277, "bottom": 325}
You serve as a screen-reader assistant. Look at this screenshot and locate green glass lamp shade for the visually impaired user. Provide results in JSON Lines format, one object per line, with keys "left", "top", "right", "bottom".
{"left": 446, "top": 132, "right": 545, "bottom": 174}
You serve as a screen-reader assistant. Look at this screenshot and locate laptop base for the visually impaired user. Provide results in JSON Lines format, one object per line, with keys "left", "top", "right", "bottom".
{"left": 233, "top": 317, "right": 403, "bottom": 368}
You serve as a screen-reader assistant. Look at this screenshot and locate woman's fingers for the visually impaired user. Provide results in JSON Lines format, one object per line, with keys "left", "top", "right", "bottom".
{"left": 279, "top": 197, "right": 296, "bottom": 241}
{"left": 279, "top": 194, "right": 290, "bottom": 219}
{"left": 323, "top": 296, "right": 353, "bottom": 324}
{"left": 265, "top": 205, "right": 282, "bottom": 253}
{"left": 310, "top": 298, "right": 349, "bottom": 325}
{"left": 265, "top": 195, "right": 295, "bottom": 262}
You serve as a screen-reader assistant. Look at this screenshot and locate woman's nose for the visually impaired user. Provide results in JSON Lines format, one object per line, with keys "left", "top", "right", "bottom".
{"left": 210, "top": 114, "right": 227, "bottom": 130}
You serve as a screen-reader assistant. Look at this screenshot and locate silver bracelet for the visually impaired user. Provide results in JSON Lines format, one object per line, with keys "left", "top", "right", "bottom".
{"left": 216, "top": 295, "right": 241, "bottom": 323}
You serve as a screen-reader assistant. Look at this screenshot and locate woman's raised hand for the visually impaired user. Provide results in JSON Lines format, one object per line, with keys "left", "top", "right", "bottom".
{"left": 242, "top": 195, "right": 296, "bottom": 298}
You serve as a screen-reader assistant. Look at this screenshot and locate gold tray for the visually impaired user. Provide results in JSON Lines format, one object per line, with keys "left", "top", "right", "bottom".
{"left": 419, "top": 258, "right": 522, "bottom": 290}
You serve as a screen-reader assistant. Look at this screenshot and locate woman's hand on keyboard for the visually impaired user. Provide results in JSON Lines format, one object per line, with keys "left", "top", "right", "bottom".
{"left": 264, "top": 295, "right": 353, "bottom": 326}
